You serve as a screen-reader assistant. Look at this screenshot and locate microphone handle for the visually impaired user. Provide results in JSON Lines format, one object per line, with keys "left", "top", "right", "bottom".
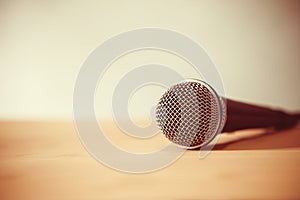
{"left": 222, "top": 99, "right": 300, "bottom": 132}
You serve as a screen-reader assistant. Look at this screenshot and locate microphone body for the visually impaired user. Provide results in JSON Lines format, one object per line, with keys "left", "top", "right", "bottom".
{"left": 223, "top": 99, "right": 300, "bottom": 132}
{"left": 156, "top": 79, "right": 300, "bottom": 149}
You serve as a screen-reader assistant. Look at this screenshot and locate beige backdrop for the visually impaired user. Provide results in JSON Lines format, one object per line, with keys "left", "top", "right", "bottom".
{"left": 0, "top": 0, "right": 300, "bottom": 120}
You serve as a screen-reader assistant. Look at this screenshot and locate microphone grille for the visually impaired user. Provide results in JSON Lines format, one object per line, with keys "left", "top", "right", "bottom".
{"left": 156, "top": 80, "right": 225, "bottom": 149}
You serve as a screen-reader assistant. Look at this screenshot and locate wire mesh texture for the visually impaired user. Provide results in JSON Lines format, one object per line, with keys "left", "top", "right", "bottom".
{"left": 156, "top": 80, "right": 226, "bottom": 149}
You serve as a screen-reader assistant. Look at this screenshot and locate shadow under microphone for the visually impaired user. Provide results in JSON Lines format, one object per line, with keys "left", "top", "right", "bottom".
{"left": 156, "top": 79, "right": 300, "bottom": 149}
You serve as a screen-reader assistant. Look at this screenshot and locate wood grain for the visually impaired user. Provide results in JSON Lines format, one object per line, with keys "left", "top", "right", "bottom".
{"left": 0, "top": 121, "right": 300, "bottom": 199}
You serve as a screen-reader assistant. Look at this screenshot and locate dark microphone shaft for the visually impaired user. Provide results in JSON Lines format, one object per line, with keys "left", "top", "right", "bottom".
{"left": 222, "top": 99, "right": 300, "bottom": 132}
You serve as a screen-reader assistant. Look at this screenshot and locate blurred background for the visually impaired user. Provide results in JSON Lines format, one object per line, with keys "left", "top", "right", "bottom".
{"left": 0, "top": 0, "right": 300, "bottom": 121}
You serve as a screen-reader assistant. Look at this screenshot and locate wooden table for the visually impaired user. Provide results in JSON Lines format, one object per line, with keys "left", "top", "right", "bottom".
{"left": 1, "top": 121, "right": 300, "bottom": 199}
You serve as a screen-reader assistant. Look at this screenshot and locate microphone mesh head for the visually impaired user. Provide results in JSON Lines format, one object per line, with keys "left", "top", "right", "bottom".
{"left": 156, "top": 80, "right": 225, "bottom": 149}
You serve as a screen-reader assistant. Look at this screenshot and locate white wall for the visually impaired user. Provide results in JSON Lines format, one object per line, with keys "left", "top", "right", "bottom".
{"left": 1, "top": 0, "right": 300, "bottom": 120}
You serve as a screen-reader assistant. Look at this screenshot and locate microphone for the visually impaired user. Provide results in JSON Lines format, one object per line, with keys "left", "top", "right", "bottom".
{"left": 155, "top": 79, "right": 300, "bottom": 149}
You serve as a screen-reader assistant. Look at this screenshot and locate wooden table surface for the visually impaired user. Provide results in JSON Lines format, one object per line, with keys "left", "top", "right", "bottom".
{"left": 1, "top": 121, "right": 300, "bottom": 200}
